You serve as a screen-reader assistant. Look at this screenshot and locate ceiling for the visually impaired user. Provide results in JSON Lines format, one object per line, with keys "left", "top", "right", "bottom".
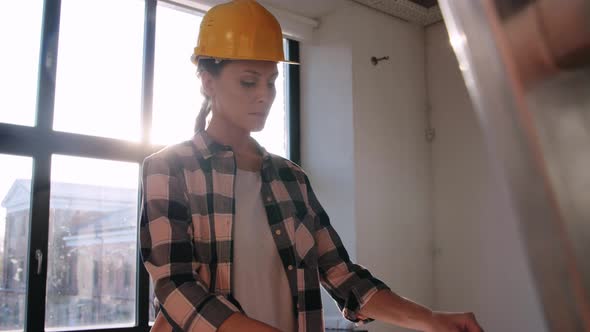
{"left": 351, "top": 0, "right": 442, "bottom": 25}
{"left": 260, "top": 0, "right": 441, "bottom": 26}
{"left": 409, "top": 0, "right": 438, "bottom": 8}
{"left": 259, "top": 0, "right": 343, "bottom": 18}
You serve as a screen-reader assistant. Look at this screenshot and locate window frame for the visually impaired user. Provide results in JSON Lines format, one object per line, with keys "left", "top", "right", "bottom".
{"left": 0, "top": 0, "right": 300, "bottom": 330}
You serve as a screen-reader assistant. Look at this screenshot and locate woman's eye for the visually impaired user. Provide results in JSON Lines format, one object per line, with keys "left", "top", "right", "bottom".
{"left": 240, "top": 81, "right": 256, "bottom": 88}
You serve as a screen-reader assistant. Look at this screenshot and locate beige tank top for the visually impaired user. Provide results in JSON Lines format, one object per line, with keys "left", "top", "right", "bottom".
{"left": 233, "top": 168, "right": 296, "bottom": 332}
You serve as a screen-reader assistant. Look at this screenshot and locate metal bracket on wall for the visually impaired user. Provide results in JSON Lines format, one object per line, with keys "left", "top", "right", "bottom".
{"left": 371, "top": 56, "right": 390, "bottom": 66}
{"left": 425, "top": 104, "right": 436, "bottom": 143}
{"left": 425, "top": 127, "right": 436, "bottom": 142}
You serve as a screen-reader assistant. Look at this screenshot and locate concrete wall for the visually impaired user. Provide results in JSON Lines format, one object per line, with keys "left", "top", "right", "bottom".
{"left": 351, "top": 6, "right": 432, "bottom": 332}
{"left": 300, "top": 6, "right": 357, "bottom": 328}
{"left": 301, "top": 3, "right": 432, "bottom": 331}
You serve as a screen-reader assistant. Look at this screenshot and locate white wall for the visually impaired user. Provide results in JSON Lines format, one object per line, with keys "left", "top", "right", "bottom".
{"left": 350, "top": 6, "right": 432, "bottom": 332}
{"left": 301, "top": 3, "right": 432, "bottom": 331}
{"left": 300, "top": 6, "right": 358, "bottom": 328}
{"left": 426, "top": 22, "right": 548, "bottom": 332}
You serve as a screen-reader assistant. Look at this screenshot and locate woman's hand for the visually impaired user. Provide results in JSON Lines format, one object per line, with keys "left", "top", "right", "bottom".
{"left": 426, "top": 311, "right": 484, "bottom": 332}
{"left": 358, "top": 290, "right": 484, "bottom": 332}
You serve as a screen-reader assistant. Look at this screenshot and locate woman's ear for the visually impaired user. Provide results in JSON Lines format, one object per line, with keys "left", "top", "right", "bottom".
{"left": 201, "top": 71, "right": 216, "bottom": 98}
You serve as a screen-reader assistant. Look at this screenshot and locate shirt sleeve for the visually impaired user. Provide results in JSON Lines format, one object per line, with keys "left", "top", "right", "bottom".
{"left": 140, "top": 155, "right": 241, "bottom": 332}
{"left": 303, "top": 174, "right": 390, "bottom": 325}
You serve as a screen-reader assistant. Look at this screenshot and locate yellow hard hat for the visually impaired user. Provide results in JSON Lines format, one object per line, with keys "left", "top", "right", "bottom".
{"left": 192, "top": 0, "right": 292, "bottom": 64}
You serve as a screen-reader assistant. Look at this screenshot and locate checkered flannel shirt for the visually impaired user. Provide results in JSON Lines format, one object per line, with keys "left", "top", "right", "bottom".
{"left": 140, "top": 130, "right": 389, "bottom": 332}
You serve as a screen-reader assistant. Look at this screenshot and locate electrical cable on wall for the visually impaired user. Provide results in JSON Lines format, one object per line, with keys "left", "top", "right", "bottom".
{"left": 423, "top": 27, "right": 436, "bottom": 143}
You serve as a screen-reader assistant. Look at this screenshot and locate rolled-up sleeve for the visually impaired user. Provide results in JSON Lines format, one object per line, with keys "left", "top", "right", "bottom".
{"left": 140, "top": 155, "right": 240, "bottom": 331}
{"left": 303, "top": 174, "right": 390, "bottom": 324}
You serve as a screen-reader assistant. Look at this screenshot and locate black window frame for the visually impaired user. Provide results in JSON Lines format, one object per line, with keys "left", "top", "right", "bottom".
{"left": 0, "top": 0, "right": 300, "bottom": 331}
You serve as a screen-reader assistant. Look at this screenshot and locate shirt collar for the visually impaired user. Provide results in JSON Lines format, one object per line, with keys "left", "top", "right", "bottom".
{"left": 192, "top": 130, "right": 272, "bottom": 162}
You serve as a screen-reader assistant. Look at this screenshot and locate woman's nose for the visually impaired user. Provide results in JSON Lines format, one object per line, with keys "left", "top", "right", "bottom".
{"left": 256, "top": 85, "right": 274, "bottom": 104}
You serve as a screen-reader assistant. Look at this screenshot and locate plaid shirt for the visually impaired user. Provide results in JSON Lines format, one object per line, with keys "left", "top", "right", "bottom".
{"left": 140, "top": 130, "right": 389, "bottom": 332}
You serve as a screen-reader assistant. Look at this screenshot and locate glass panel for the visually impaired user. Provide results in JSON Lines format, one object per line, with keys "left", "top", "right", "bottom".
{"left": 151, "top": 3, "right": 289, "bottom": 158}
{"left": 251, "top": 62, "right": 287, "bottom": 158}
{"left": 53, "top": 0, "right": 144, "bottom": 141}
{"left": 151, "top": 3, "right": 203, "bottom": 145}
{"left": 45, "top": 155, "right": 139, "bottom": 331}
{"left": 149, "top": 279, "right": 156, "bottom": 324}
{"left": 0, "top": 1, "right": 43, "bottom": 126}
{"left": 0, "top": 154, "right": 33, "bottom": 332}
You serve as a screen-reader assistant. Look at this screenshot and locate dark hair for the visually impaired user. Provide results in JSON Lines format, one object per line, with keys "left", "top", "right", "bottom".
{"left": 194, "top": 58, "right": 230, "bottom": 133}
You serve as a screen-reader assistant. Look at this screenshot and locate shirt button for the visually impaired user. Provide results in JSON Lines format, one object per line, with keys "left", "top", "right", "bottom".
{"left": 266, "top": 196, "right": 272, "bottom": 202}
{"left": 275, "top": 229, "right": 281, "bottom": 236}
{"left": 288, "top": 265, "right": 293, "bottom": 271}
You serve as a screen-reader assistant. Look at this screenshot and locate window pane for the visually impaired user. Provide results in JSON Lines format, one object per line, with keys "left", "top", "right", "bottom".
{"left": 53, "top": 0, "right": 144, "bottom": 141}
{"left": 251, "top": 63, "right": 287, "bottom": 158}
{"left": 151, "top": 4, "right": 289, "bottom": 158}
{"left": 151, "top": 4, "right": 202, "bottom": 145}
{"left": 149, "top": 279, "right": 156, "bottom": 324}
{"left": 0, "top": 1, "right": 43, "bottom": 126}
{"left": 0, "top": 155, "right": 33, "bottom": 332}
{"left": 45, "top": 156, "right": 139, "bottom": 331}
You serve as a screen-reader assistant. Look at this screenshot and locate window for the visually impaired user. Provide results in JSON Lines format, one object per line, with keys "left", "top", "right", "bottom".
{"left": 0, "top": 155, "right": 33, "bottom": 331}
{"left": 0, "top": 1, "right": 43, "bottom": 126}
{"left": 151, "top": 3, "right": 202, "bottom": 146}
{"left": 251, "top": 62, "right": 287, "bottom": 157}
{"left": 52, "top": 0, "right": 145, "bottom": 141}
{"left": 45, "top": 156, "right": 139, "bottom": 330}
{"left": 0, "top": 1, "right": 299, "bottom": 331}
{"left": 151, "top": 2, "right": 291, "bottom": 157}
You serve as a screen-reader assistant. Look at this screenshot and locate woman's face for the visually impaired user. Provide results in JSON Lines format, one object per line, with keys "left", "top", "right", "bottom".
{"left": 205, "top": 60, "right": 279, "bottom": 133}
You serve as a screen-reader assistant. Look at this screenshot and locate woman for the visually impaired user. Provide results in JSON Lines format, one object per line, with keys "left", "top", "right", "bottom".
{"left": 140, "top": 1, "right": 484, "bottom": 331}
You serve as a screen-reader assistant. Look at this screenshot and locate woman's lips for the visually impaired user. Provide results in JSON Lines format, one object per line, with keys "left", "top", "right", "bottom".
{"left": 249, "top": 112, "right": 267, "bottom": 117}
